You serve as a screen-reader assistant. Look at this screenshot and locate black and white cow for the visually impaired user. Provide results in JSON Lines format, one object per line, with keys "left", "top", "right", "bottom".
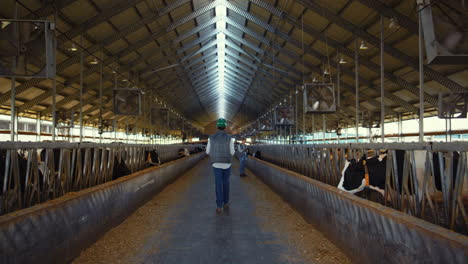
{"left": 0, "top": 150, "right": 28, "bottom": 192}
{"left": 178, "top": 148, "right": 190, "bottom": 159}
{"left": 145, "top": 150, "right": 161, "bottom": 167}
{"left": 432, "top": 152, "right": 460, "bottom": 192}
{"left": 337, "top": 151, "right": 393, "bottom": 196}
{"left": 253, "top": 150, "right": 262, "bottom": 159}
{"left": 189, "top": 147, "right": 203, "bottom": 154}
{"left": 0, "top": 149, "right": 29, "bottom": 211}
{"left": 112, "top": 155, "right": 131, "bottom": 180}
{"left": 338, "top": 149, "right": 461, "bottom": 197}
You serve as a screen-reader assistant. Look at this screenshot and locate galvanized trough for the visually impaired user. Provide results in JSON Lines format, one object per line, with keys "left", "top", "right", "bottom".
{"left": 247, "top": 156, "right": 468, "bottom": 264}
{"left": 0, "top": 153, "right": 205, "bottom": 264}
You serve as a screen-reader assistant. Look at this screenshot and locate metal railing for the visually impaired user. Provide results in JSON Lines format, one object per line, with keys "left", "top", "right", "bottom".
{"left": 249, "top": 142, "right": 468, "bottom": 233}
{"left": 0, "top": 142, "right": 204, "bottom": 215}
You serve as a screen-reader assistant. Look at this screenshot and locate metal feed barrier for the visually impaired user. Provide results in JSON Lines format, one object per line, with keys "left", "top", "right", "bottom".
{"left": 249, "top": 142, "right": 468, "bottom": 233}
{"left": 0, "top": 142, "right": 203, "bottom": 215}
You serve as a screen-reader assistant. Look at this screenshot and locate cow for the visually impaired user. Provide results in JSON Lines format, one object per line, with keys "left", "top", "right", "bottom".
{"left": 145, "top": 150, "right": 161, "bottom": 167}
{"left": 112, "top": 155, "right": 131, "bottom": 180}
{"left": 253, "top": 150, "right": 262, "bottom": 160}
{"left": 39, "top": 148, "right": 61, "bottom": 174}
{"left": 337, "top": 151, "right": 390, "bottom": 197}
{"left": 178, "top": 148, "right": 190, "bottom": 159}
{"left": 0, "top": 149, "right": 29, "bottom": 213}
{"left": 433, "top": 152, "right": 460, "bottom": 192}
{"left": 189, "top": 147, "right": 203, "bottom": 154}
{"left": 337, "top": 150, "right": 461, "bottom": 198}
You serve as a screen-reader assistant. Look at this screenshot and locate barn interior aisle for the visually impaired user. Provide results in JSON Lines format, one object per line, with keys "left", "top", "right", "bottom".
{"left": 73, "top": 158, "right": 350, "bottom": 264}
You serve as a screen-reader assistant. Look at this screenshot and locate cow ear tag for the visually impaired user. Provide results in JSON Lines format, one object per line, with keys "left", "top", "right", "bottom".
{"left": 362, "top": 160, "right": 370, "bottom": 186}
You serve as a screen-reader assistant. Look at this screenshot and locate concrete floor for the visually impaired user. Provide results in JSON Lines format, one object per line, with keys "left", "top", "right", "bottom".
{"left": 74, "top": 158, "right": 350, "bottom": 264}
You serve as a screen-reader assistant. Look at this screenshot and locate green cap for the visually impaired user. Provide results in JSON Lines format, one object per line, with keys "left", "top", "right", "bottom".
{"left": 216, "top": 118, "right": 227, "bottom": 128}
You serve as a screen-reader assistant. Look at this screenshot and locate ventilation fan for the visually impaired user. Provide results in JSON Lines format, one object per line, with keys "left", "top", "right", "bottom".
{"left": 150, "top": 107, "right": 168, "bottom": 127}
{"left": 420, "top": 0, "right": 468, "bottom": 64}
{"left": 0, "top": 19, "right": 55, "bottom": 78}
{"left": 274, "top": 106, "right": 294, "bottom": 126}
{"left": 98, "top": 119, "right": 114, "bottom": 134}
{"left": 113, "top": 88, "right": 141, "bottom": 116}
{"left": 169, "top": 116, "right": 181, "bottom": 130}
{"left": 438, "top": 92, "right": 468, "bottom": 118}
{"left": 303, "top": 83, "right": 336, "bottom": 113}
{"left": 361, "top": 111, "right": 381, "bottom": 128}
{"left": 54, "top": 109, "right": 76, "bottom": 128}
{"left": 258, "top": 113, "right": 274, "bottom": 131}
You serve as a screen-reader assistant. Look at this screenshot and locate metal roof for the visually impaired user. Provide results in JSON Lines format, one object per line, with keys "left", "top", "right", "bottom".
{"left": 0, "top": 0, "right": 467, "bottom": 133}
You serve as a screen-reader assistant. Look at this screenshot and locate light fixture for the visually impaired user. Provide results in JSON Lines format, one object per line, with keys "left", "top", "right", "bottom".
{"left": 312, "top": 77, "right": 319, "bottom": 83}
{"left": 69, "top": 43, "right": 78, "bottom": 52}
{"left": 388, "top": 18, "right": 400, "bottom": 29}
{"left": 323, "top": 67, "right": 330, "bottom": 75}
{"left": 339, "top": 56, "right": 347, "bottom": 64}
{"left": 122, "top": 79, "right": 128, "bottom": 82}
{"left": 359, "top": 40, "right": 368, "bottom": 50}
{"left": 90, "top": 57, "right": 99, "bottom": 65}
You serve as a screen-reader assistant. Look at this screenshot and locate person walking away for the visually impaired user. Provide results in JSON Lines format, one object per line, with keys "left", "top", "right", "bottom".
{"left": 238, "top": 139, "right": 248, "bottom": 177}
{"left": 206, "top": 118, "right": 235, "bottom": 214}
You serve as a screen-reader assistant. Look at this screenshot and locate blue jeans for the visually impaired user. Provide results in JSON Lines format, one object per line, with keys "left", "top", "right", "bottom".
{"left": 239, "top": 152, "right": 247, "bottom": 174}
{"left": 213, "top": 167, "right": 230, "bottom": 208}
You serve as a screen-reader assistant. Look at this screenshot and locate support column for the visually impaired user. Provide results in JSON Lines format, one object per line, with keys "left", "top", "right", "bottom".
{"left": 295, "top": 88, "right": 298, "bottom": 136}
{"left": 302, "top": 90, "right": 305, "bottom": 139}
{"left": 345, "top": 126, "right": 349, "bottom": 142}
{"left": 355, "top": 39, "right": 360, "bottom": 143}
{"left": 418, "top": 4, "right": 425, "bottom": 142}
{"left": 10, "top": 72, "right": 16, "bottom": 142}
{"left": 99, "top": 49, "right": 103, "bottom": 144}
{"left": 322, "top": 115, "right": 326, "bottom": 143}
{"left": 398, "top": 114, "right": 403, "bottom": 142}
{"left": 52, "top": 6, "right": 58, "bottom": 142}
{"left": 10, "top": 3, "right": 18, "bottom": 142}
{"left": 311, "top": 114, "right": 315, "bottom": 143}
{"left": 79, "top": 35, "right": 84, "bottom": 143}
{"left": 36, "top": 113, "right": 41, "bottom": 141}
{"left": 336, "top": 53, "right": 341, "bottom": 108}
{"left": 380, "top": 15, "right": 385, "bottom": 143}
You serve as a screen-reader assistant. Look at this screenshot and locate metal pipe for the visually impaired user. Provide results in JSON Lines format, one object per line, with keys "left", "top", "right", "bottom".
{"left": 36, "top": 113, "right": 41, "bottom": 142}
{"left": 418, "top": 4, "right": 425, "bottom": 142}
{"left": 322, "top": 114, "right": 326, "bottom": 143}
{"left": 398, "top": 114, "right": 403, "bottom": 142}
{"left": 336, "top": 53, "right": 341, "bottom": 108}
{"left": 79, "top": 35, "right": 84, "bottom": 143}
{"left": 449, "top": 118, "right": 452, "bottom": 142}
{"left": 355, "top": 38, "right": 360, "bottom": 143}
{"left": 10, "top": 2, "right": 18, "bottom": 142}
{"left": 10, "top": 69, "right": 16, "bottom": 142}
{"left": 99, "top": 49, "right": 103, "bottom": 144}
{"left": 312, "top": 114, "right": 315, "bottom": 143}
{"left": 368, "top": 127, "right": 372, "bottom": 143}
{"left": 380, "top": 15, "right": 385, "bottom": 143}
{"left": 52, "top": 4, "right": 58, "bottom": 142}
{"left": 295, "top": 88, "right": 298, "bottom": 135}
{"left": 302, "top": 89, "right": 305, "bottom": 137}
{"left": 346, "top": 126, "right": 349, "bottom": 142}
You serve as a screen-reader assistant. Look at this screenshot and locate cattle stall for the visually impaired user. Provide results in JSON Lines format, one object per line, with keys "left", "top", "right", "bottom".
{"left": 249, "top": 142, "right": 468, "bottom": 234}
{"left": 0, "top": 142, "right": 203, "bottom": 215}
